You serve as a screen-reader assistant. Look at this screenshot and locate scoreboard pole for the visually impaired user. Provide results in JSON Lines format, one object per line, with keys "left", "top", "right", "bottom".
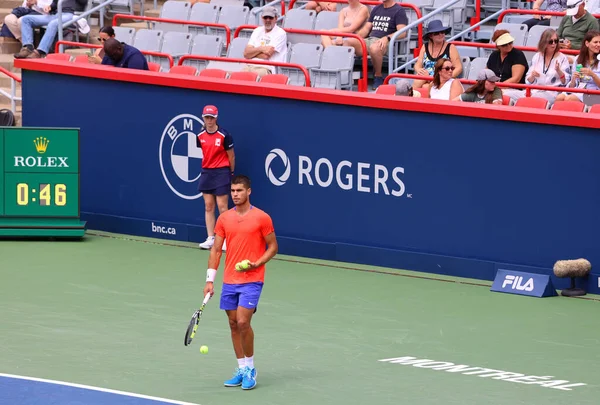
{"left": 0, "top": 127, "right": 86, "bottom": 238}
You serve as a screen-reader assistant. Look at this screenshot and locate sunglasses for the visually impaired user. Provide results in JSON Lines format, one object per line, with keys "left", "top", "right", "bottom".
{"left": 442, "top": 66, "right": 455, "bottom": 71}
{"left": 262, "top": 16, "right": 275, "bottom": 20}
{"left": 431, "top": 31, "right": 446, "bottom": 36}
{"left": 548, "top": 39, "right": 559, "bottom": 44}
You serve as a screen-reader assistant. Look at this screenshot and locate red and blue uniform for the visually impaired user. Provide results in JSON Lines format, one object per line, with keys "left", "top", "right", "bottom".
{"left": 196, "top": 127, "right": 234, "bottom": 196}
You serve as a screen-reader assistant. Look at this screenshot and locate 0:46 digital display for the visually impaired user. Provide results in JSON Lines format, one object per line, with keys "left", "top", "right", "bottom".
{"left": 17, "top": 183, "right": 67, "bottom": 206}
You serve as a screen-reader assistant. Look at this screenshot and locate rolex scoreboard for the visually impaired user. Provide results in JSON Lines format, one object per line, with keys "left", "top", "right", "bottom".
{"left": 0, "top": 127, "right": 86, "bottom": 237}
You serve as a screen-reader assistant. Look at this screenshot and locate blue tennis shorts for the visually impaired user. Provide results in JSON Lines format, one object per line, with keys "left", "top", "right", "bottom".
{"left": 198, "top": 167, "right": 231, "bottom": 196}
{"left": 220, "top": 282, "right": 264, "bottom": 311}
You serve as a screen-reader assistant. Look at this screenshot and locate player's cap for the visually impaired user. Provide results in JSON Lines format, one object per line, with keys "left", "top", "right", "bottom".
{"left": 202, "top": 105, "right": 218, "bottom": 117}
{"left": 262, "top": 6, "right": 278, "bottom": 18}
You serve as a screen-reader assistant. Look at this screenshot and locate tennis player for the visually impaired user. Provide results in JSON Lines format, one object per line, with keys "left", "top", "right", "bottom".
{"left": 197, "top": 105, "right": 235, "bottom": 252}
{"left": 203, "top": 175, "right": 278, "bottom": 390}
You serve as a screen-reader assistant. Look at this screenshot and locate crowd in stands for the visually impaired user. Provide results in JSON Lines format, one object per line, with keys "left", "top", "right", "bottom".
{"left": 1, "top": 0, "right": 600, "bottom": 108}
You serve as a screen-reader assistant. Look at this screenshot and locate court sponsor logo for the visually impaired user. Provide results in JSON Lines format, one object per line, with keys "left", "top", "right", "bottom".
{"left": 151, "top": 222, "right": 176, "bottom": 236}
{"left": 378, "top": 356, "right": 586, "bottom": 391}
{"left": 13, "top": 137, "right": 69, "bottom": 168}
{"left": 159, "top": 114, "right": 205, "bottom": 200}
{"left": 502, "top": 275, "right": 534, "bottom": 291}
{"left": 264, "top": 148, "right": 407, "bottom": 197}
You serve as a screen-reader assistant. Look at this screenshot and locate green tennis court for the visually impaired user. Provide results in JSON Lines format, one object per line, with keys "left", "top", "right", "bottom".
{"left": 1, "top": 231, "right": 598, "bottom": 405}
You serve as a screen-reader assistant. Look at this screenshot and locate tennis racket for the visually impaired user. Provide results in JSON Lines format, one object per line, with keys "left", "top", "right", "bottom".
{"left": 184, "top": 292, "right": 212, "bottom": 347}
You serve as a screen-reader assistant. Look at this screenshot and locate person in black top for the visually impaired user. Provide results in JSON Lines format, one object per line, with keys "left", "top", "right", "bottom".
{"left": 486, "top": 30, "right": 529, "bottom": 84}
{"left": 486, "top": 29, "right": 529, "bottom": 101}
{"left": 14, "top": 0, "right": 88, "bottom": 59}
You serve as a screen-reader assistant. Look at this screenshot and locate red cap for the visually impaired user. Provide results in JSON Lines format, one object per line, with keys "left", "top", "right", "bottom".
{"left": 202, "top": 105, "right": 218, "bottom": 117}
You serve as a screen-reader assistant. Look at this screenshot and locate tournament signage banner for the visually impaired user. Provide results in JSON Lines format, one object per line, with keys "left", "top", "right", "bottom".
{"left": 20, "top": 70, "right": 600, "bottom": 291}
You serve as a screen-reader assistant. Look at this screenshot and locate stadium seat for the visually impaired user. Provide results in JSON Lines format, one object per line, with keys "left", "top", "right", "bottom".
{"left": 169, "top": 65, "right": 197, "bottom": 75}
{"left": 314, "top": 11, "right": 340, "bottom": 31}
{"left": 133, "top": 29, "right": 164, "bottom": 65}
{"left": 588, "top": 104, "right": 600, "bottom": 114}
{"left": 159, "top": 31, "right": 193, "bottom": 71}
{"left": 198, "top": 68, "right": 228, "bottom": 78}
{"left": 183, "top": 34, "right": 223, "bottom": 72}
{"left": 502, "top": 94, "right": 511, "bottom": 105}
{"left": 311, "top": 46, "right": 355, "bottom": 90}
{"left": 72, "top": 54, "right": 90, "bottom": 64}
{"left": 375, "top": 84, "right": 396, "bottom": 95}
{"left": 467, "top": 57, "right": 488, "bottom": 81}
{"left": 514, "top": 97, "right": 548, "bottom": 109}
{"left": 188, "top": 3, "right": 220, "bottom": 36}
{"left": 228, "top": 71, "right": 259, "bottom": 82}
{"left": 154, "top": 0, "right": 192, "bottom": 33}
{"left": 284, "top": 8, "right": 318, "bottom": 44}
{"left": 551, "top": 100, "right": 585, "bottom": 112}
{"left": 148, "top": 62, "right": 161, "bottom": 72}
{"left": 260, "top": 74, "right": 290, "bottom": 85}
{"left": 226, "top": 37, "right": 250, "bottom": 59}
{"left": 46, "top": 53, "right": 72, "bottom": 61}
{"left": 280, "top": 43, "right": 323, "bottom": 87}
{"left": 211, "top": 5, "right": 250, "bottom": 43}
{"left": 113, "top": 26, "right": 135, "bottom": 45}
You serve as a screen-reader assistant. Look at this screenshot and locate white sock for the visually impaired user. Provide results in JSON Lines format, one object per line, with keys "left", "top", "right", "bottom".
{"left": 237, "top": 358, "right": 245, "bottom": 369}
{"left": 245, "top": 356, "right": 254, "bottom": 369}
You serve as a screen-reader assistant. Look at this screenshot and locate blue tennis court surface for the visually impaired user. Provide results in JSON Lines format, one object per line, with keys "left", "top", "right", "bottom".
{"left": 0, "top": 374, "right": 200, "bottom": 405}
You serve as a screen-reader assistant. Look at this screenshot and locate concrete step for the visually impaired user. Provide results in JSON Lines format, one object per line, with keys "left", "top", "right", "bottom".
{"left": 0, "top": 8, "right": 12, "bottom": 22}
{"left": 0, "top": 37, "right": 22, "bottom": 55}
{"left": 0, "top": 71, "right": 21, "bottom": 88}
{"left": 0, "top": 54, "right": 20, "bottom": 74}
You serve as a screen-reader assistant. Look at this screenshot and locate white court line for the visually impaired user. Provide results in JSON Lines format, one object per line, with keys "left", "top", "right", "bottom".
{"left": 0, "top": 373, "right": 201, "bottom": 405}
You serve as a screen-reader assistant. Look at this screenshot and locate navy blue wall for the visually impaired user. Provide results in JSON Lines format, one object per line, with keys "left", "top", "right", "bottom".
{"left": 22, "top": 70, "right": 600, "bottom": 292}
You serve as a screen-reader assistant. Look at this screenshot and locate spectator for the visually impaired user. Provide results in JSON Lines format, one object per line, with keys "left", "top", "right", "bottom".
{"left": 101, "top": 38, "right": 149, "bottom": 70}
{"left": 13, "top": 0, "right": 88, "bottom": 59}
{"left": 555, "top": 30, "right": 600, "bottom": 102}
{"left": 321, "top": 0, "right": 369, "bottom": 53}
{"left": 413, "top": 19, "right": 462, "bottom": 89}
{"left": 557, "top": 0, "right": 599, "bottom": 50}
{"left": 305, "top": 1, "right": 337, "bottom": 13}
{"left": 394, "top": 79, "right": 421, "bottom": 97}
{"left": 486, "top": 30, "right": 528, "bottom": 100}
{"left": 455, "top": 69, "right": 503, "bottom": 104}
{"left": 525, "top": 28, "right": 570, "bottom": 104}
{"left": 2, "top": 0, "right": 52, "bottom": 42}
{"left": 523, "top": 0, "right": 567, "bottom": 30}
{"left": 429, "top": 58, "right": 463, "bottom": 100}
{"left": 242, "top": 6, "right": 288, "bottom": 78}
{"left": 88, "top": 26, "right": 115, "bottom": 64}
{"left": 356, "top": 0, "right": 408, "bottom": 89}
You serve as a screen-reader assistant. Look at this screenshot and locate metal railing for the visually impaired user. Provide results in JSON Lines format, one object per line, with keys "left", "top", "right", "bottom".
{"left": 234, "top": 25, "right": 369, "bottom": 91}
{"left": 177, "top": 55, "right": 312, "bottom": 86}
{"left": 57, "top": 0, "right": 120, "bottom": 53}
{"left": 0, "top": 67, "right": 21, "bottom": 113}
{"left": 498, "top": 8, "right": 600, "bottom": 23}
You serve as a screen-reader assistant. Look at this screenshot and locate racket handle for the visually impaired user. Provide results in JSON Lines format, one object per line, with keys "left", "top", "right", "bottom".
{"left": 203, "top": 292, "right": 211, "bottom": 305}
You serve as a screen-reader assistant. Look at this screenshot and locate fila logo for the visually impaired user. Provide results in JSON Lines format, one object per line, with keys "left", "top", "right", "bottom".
{"left": 502, "top": 275, "right": 534, "bottom": 291}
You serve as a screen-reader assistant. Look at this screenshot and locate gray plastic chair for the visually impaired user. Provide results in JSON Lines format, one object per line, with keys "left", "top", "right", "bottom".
{"left": 133, "top": 29, "right": 164, "bottom": 64}
{"left": 160, "top": 31, "right": 193, "bottom": 71}
{"left": 310, "top": 45, "right": 355, "bottom": 90}
{"left": 314, "top": 11, "right": 339, "bottom": 31}
{"left": 280, "top": 43, "right": 323, "bottom": 86}
{"left": 183, "top": 34, "right": 224, "bottom": 72}
{"left": 188, "top": 3, "right": 220, "bottom": 36}
{"left": 154, "top": 1, "right": 192, "bottom": 33}
{"left": 283, "top": 8, "right": 318, "bottom": 44}
{"left": 226, "top": 36, "right": 250, "bottom": 59}
{"left": 113, "top": 26, "right": 135, "bottom": 46}
{"left": 211, "top": 5, "right": 250, "bottom": 43}
{"left": 466, "top": 57, "right": 488, "bottom": 80}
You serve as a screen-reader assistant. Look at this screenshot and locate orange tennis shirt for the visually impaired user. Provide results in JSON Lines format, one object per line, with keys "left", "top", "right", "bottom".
{"left": 214, "top": 206, "right": 275, "bottom": 285}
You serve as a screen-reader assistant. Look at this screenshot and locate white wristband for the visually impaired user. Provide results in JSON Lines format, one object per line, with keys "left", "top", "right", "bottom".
{"left": 206, "top": 268, "right": 217, "bottom": 283}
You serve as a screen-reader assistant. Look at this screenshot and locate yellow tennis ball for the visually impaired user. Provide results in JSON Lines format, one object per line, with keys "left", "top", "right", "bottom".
{"left": 240, "top": 260, "right": 251, "bottom": 270}
{"left": 235, "top": 263, "right": 242, "bottom": 271}
{"left": 200, "top": 345, "right": 208, "bottom": 354}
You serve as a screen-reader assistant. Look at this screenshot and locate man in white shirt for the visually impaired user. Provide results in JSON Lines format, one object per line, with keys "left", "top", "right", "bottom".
{"left": 3, "top": 0, "right": 52, "bottom": 42}
{"left": 242, "top": 6, "right": 287, "bottom": 77}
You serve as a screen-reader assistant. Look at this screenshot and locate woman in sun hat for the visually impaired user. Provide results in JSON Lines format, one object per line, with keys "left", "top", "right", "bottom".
{"left": 412, "top": 19, "right": 462, "bottom": 89}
